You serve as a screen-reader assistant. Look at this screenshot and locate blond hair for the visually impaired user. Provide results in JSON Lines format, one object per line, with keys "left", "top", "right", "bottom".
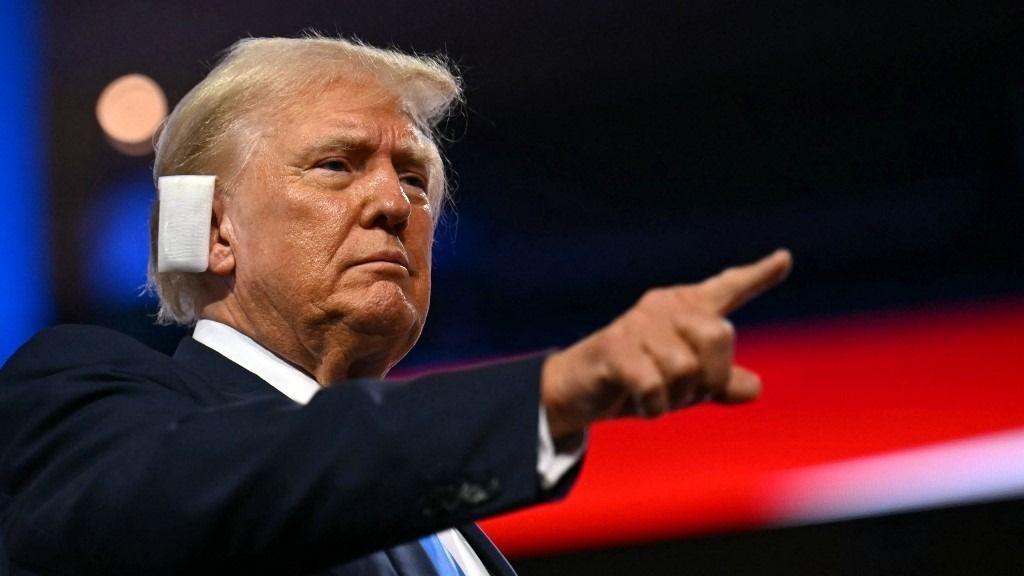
{"left": 149, "top": 35, "right": 461, "bottom": 325}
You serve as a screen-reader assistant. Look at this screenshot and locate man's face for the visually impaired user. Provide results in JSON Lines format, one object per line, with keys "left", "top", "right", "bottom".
{"left": 219, "top": 79, "right": 436, "bottom": 380}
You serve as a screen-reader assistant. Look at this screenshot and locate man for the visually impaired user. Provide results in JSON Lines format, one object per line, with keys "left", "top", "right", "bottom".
{"left": 0, "top": 36, "right": 791, "bottom": 575}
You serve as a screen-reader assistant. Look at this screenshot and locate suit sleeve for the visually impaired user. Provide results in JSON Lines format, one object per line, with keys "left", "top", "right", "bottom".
{"left": 0, "top": 325, "right": 578, "bottom": 575}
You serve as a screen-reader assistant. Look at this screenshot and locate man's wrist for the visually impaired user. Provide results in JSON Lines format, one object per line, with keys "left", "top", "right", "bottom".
{"left": 536, "top": 404, "right": 587, "bottom": 491}
{"left": 540, "top": 352, "right": 591, "bottom": 443}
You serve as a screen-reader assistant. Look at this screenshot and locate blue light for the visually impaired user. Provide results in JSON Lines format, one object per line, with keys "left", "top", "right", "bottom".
{"left": 0, "top": 2, "right": 49, "bottom": 361}
{"left": 85, "top": 171, "right": 157, "bottom": 305}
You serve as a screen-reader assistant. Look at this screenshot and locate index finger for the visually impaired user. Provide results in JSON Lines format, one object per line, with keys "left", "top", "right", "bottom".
{"left": 697, "top": 249, "right": 793, "bottom": 315}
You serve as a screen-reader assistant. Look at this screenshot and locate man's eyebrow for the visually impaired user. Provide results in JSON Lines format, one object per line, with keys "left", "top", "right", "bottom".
{"left": 300, "top": 133, "right": 366, "bottom": 155}
{"left": 299, "top": 133, "right": 435, "bottom": 168}
{"left": 394, "top": 141, "right": 436, "bottom": 170}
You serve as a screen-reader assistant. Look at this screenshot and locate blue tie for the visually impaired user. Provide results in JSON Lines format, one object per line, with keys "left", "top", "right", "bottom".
{"left": 419, "top": 533, "right": 466, "bottom": 576}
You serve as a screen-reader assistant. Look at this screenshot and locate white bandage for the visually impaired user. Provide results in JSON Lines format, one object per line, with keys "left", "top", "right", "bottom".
{"left": 157, "top": 175, "right": 216, "bottom": 273}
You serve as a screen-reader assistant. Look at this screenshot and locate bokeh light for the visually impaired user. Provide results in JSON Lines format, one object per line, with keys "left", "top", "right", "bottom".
{"left": 95, "top": 73, "right": 167, "bottom": 156}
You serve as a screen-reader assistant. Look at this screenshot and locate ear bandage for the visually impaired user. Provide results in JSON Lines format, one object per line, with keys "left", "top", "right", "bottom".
{"left": 157, "top": 175, "right": 216, "bottom": 273}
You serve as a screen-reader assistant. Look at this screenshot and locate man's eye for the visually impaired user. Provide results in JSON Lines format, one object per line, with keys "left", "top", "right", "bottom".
{"left": 400, "top": 175, "right": 427, "bottom": 190}
{"left": 319, "top": 160, "right": 350, "bottom": 172}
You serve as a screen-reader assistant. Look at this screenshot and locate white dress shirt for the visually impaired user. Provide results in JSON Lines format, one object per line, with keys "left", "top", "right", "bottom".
{"left": 192, "top": 319, "right": 584, "bottom": 575}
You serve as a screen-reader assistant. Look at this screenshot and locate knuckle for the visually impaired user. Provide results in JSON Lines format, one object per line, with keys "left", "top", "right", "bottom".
{"left": 610, "top": 357, "right": 659, "bottom": 392}
{"left": 667, "top": 351, "right": 698, "bottom": 378}
{"left": 703, "top": 318, "right": 735, "bottom": 348}
{"left": 598, "top": 323, "right": 630, "bottom": 352}
{"left": 631, "top": 373, "right": 662, "bottom": 394}
{"left": 720, "top": 266, "right": 741, "bottom": 283}
{"left": 690, "top": 286, "right": 725, "bottom": 313}
{"left": 716, "top": 318, "right": 736, "bottom": 342}
{"left": 674, "top": 286, "right": 701, "bottom": 307}
{"left": 639, "top": 287, "right": 672, "bottom": 308}
{"left": 721, "top": 318, "right": 736, "bottom": 337}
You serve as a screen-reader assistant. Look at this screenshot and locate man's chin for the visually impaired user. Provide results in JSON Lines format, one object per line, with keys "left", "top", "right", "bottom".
{"left": 333, "top": 283, "right": 425, "bottom": 339}
{"left": 340, "top": 311, "right": 423, "bottom": 379}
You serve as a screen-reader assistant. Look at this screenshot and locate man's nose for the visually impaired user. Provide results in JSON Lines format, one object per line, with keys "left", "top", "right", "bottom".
{"left": 359, "top": 168, "right": 411, "bottom": 235}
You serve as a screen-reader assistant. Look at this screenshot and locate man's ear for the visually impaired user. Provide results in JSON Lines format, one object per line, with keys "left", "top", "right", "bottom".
{"left": 207, "top": 196, "right": 236, "bottom": 276}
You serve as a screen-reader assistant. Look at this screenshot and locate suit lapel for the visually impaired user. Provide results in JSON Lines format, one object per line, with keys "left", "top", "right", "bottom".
{"left": 172, "top": 336, "right": 283, "bottom": 403}
{"left": 172, "top": 337, "right": 515, "bottom": 576}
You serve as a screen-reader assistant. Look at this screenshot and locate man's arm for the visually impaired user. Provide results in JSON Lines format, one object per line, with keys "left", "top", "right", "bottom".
{"left": 0, "top": 327, "right": 556, "bottom": 575}
{"left": 0, "top": 251, "right": 790, "bottom": 575}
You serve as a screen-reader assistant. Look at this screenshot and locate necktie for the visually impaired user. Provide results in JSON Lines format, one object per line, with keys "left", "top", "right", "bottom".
{"left": 419, "top": 534, "right": 466, "bottom": 576}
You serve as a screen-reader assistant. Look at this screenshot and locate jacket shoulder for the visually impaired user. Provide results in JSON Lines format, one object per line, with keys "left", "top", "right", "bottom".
{"left": 1, "top": 324, "right": 176, "bottom": 379}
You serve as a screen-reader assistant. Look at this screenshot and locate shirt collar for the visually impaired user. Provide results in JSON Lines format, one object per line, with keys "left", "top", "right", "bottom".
{"left": 192, "top": 319, "right": 321, "bottom": 405}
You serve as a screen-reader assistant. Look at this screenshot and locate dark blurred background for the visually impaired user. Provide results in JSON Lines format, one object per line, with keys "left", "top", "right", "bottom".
{"left": 21, "top": 0, "right": 1022, "bottom": 360}
{"left": 2, "top": 0, "right": 1023, "bottom": 573}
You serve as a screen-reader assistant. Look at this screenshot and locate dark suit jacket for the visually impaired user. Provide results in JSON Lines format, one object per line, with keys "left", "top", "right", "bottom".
{"left": 0, "top": 325, "right": 574, "bottom": 575}
{"left": 0, "top": 529, "right": 8, "bottom": 576}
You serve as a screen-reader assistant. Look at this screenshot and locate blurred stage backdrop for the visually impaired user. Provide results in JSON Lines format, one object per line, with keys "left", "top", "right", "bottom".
{"left": 3, "top": 1, "right": 1023, "bottom": 574}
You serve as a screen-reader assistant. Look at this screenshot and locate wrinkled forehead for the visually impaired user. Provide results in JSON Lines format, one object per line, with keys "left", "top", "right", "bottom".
{"left": 263, "top": 74, "right": 434, "bottom": 146}
{"left": 221, "top": 74, "right": 444, "bottom": 193}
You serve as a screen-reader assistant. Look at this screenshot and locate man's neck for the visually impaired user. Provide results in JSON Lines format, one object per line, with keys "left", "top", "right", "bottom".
{"left": 192, "top": 319, "right": 322, "bottom": 404}
{"left": 199, "top": 298, "right": 375, "bottom": 385}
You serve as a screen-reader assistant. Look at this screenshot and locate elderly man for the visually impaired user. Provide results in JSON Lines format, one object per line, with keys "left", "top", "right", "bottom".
{"left": 0, "top": 36, "right": 791, "bottom": 575}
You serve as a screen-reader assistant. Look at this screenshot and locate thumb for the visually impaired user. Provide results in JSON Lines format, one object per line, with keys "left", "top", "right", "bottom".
{"left": 713, "top": 365, "right": 762, "bottom": 404}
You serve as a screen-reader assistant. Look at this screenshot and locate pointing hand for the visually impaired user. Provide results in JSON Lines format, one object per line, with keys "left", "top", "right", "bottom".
{"left": 541, "top": 250, "right": 793, "bottom": 442}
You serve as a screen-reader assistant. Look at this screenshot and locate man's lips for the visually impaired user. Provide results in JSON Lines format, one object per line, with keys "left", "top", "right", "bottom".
{"left": 352, "top": 250, "right": 410, "bottom": 272}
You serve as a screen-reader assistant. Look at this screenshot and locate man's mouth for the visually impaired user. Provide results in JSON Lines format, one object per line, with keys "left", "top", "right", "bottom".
{"left": 353, "top": 250, "right": 411, "bottom": 273}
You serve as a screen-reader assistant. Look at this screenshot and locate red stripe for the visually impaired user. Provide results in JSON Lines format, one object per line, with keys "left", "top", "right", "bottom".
{"left": 480, "top": 299, "right": 1024, "bottom": 557}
